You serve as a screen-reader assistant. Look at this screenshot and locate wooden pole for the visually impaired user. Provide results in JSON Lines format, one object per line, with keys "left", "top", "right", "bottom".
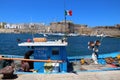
{"left": 0, "top": 57, "right": 63, "bottom": 63}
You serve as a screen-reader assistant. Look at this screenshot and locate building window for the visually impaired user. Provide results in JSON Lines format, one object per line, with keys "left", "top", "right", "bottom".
{"left": 52, "top": 48, "right": 59, "bottom": 55}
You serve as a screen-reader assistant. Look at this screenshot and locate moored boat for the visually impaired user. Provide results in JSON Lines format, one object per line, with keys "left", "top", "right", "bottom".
{"left": 18, "top": 37, "right": 68, "bottom": 73}
{"left": 0, "top": 37, "right": 120, "bottom": 74}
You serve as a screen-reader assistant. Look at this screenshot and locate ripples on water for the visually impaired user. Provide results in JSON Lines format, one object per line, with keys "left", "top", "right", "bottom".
{"left": 0, "top": 33, "right": 120, "bottom": 57}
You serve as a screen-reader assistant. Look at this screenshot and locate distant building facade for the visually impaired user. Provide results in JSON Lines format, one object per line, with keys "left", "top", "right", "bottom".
{"left": 0, "top": 21, "right": 119, "bottom": 36}
{"left": 49, "top": 21, "right": 88, "bottom": 33}
{"left": 0, "top": 22, "right": 6, "bottom": 29}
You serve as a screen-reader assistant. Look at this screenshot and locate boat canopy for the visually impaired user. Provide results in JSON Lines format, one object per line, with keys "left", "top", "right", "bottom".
{"left": 18, "top": 41, "right": 68, "bottom": 46}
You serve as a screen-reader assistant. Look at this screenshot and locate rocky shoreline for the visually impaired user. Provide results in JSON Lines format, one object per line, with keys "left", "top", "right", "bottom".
{"left": 0, "top": 28, "right": 120, "bottom": 38}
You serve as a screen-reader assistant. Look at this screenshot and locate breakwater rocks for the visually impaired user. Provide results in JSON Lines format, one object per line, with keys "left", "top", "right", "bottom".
{"left": 92, "top": 28, "right": 120, "bottom": 37}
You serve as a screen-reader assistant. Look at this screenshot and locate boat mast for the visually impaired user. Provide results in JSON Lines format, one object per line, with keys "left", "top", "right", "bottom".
{"left": 64, "top": 0, "right": 67, "bottom": 35}
{"left": 64, "top": 0, "right": 66, "bottom": 31}
{"left": 64, "top": 0, "right": 72, "bottom": 34}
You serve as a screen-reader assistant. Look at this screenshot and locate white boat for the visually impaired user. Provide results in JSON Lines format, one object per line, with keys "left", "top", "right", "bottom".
{"left": 67, "top": 33, "right": 80, "bottom": 36}
{"left": 47, "top": 33, "right": 65, "bottom": 36}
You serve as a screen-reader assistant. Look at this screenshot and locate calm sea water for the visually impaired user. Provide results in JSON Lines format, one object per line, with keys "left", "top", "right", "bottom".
{"left": 0, "top": 33, "right": 120, "bottom": 57}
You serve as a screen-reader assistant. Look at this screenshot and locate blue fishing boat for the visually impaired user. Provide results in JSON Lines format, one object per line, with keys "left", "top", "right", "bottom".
{"left": 18, "top": 37, "right": 68, "bottom": 73}
{"left": 0, "top": 37, "right": 120, "bottom": 75}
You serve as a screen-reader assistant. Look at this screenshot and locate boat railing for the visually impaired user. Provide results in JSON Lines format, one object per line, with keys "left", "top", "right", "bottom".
{"left": 1, "top": 55, "right": 33, "bottom": 59}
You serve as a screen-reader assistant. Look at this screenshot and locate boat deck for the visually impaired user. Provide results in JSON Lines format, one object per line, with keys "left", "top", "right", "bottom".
{"left": 71, "top": 59, "right": 120, "bottom": 72}
{"left": 1, "top": 52, "right": 120, "bottom": 73}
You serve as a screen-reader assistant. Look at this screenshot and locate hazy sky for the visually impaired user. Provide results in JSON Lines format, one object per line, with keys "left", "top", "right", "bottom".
{"left": 0, "top": 0, "right": 120, "bottom": 27}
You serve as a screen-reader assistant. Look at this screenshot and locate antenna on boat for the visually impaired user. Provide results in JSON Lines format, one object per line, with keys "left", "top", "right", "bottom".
{"left": 30, "top": 17, "right": 34, "bottom": 41}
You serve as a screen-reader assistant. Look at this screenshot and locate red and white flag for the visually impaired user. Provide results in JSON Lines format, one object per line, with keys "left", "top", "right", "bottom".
{"left": 65, "top": 10, "right": 72, "bottom": 16}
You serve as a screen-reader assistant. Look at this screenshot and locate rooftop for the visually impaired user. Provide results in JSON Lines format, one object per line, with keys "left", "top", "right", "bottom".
{"left": 18, "top": 40, "right": 68, "bottom": 47}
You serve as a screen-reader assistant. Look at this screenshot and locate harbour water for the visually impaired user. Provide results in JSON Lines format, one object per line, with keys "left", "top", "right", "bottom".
{"left": 0, "top": 33, "right": 120, "bottom": 57}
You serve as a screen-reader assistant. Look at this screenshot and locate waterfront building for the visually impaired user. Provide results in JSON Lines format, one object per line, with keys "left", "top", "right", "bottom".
{"left": 49, "top": 21, "right": 88, "bottom": 33}
{"left": 0, "top": 22, "right": 5, "bottom": 29}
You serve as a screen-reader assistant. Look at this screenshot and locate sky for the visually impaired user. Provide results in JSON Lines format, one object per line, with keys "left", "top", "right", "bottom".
{"left": 0, "top": 0, "right": 120, "bottom": 27}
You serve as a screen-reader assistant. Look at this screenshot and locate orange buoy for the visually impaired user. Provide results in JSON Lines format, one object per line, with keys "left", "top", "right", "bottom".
{"left": 117, "top": 54, "right": 120, "bottom": 60}
{"left": 33, "top": 38, "right": 47, "bottom": 42}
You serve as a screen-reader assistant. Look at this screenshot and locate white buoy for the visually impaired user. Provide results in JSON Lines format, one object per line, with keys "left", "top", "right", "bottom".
{"left": 92, "top": 53, "right": 98, "bottom": 64}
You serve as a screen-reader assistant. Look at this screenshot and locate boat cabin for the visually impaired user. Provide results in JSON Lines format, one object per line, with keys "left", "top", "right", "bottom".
{"left": 18, "top": 38, "right": 68, "bottom": 73}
